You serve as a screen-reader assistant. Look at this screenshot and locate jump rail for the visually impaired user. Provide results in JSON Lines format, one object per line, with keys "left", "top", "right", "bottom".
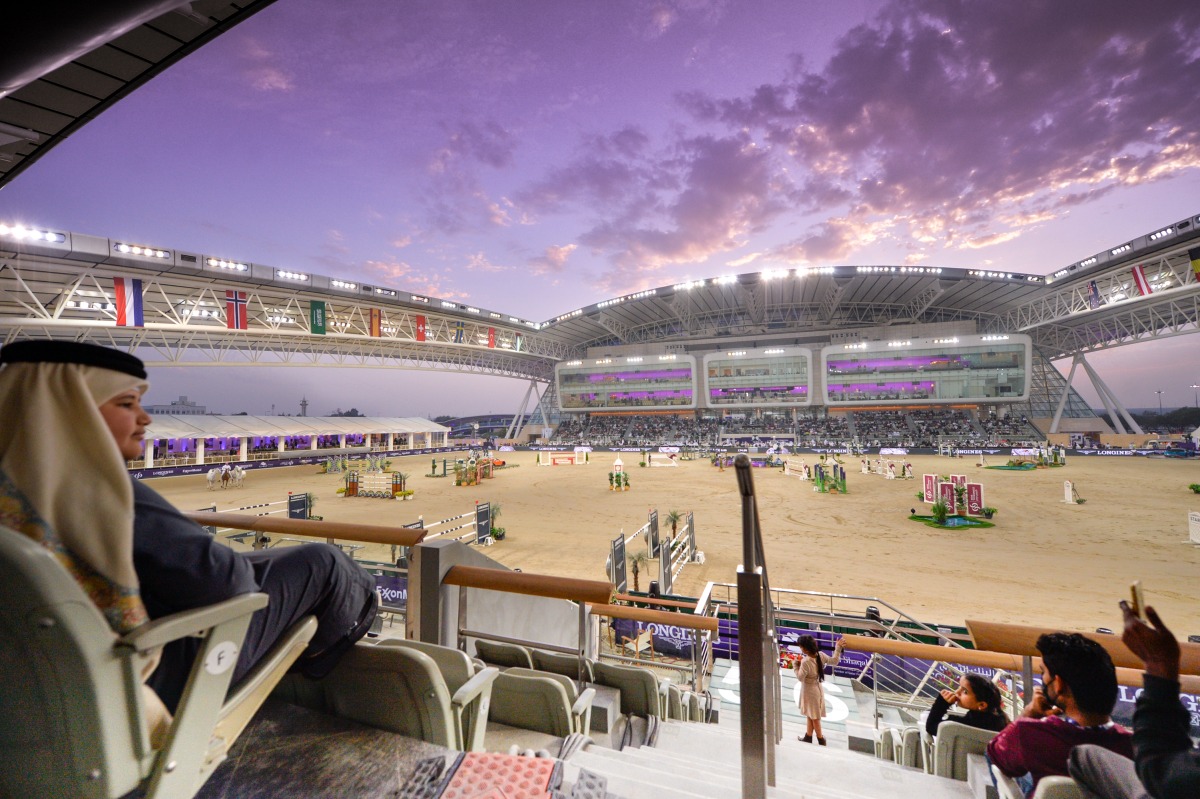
{"left": 184, "top": 511, "right": 427, "bottom": 547}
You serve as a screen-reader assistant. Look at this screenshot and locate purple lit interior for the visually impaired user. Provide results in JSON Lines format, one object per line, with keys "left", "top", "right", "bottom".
{"left": 827, "top": 381, "right": 936, "bottom": 393}
{"left": 584, "top": 368, "right": 692, "bottom": 382}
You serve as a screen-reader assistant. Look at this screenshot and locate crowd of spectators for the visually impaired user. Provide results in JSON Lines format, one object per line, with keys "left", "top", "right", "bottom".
{"left": 544, "top": 408, "right": 1047, "bottom": 450}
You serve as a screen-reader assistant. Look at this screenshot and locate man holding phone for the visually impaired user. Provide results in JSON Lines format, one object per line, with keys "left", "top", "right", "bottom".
{"left": 988, "top": 632, "right": 1132, "bottom": 795}
{"left": 1071, "top": 603, "right": 1199, "bottom": 799}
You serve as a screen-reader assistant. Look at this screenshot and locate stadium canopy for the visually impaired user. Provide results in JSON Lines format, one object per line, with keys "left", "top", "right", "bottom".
{"left": 1, "top": 1, "right": 279, "bottom": 189}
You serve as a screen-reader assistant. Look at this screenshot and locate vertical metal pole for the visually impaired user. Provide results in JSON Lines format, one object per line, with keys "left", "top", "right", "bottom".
{"left": 578, "top": 602, "right": 588, "bottom": 690}
{"left": 738, "top": 567, "right": 767, "bottom": 799}
{"left": 457, "top": 586, "right": 469, "bottom": 653}
{"left": 1022, "top": 655, "right": 1034, "bottom": 714}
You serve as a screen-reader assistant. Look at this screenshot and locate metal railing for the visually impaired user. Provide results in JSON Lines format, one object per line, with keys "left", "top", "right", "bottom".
{"left": 734, "top": 454, "right": 780, "bottom": 799}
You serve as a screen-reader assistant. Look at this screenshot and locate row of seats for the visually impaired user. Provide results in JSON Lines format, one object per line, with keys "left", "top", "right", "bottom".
{"left": 876, "top": 721, "right": 1084, "bottom": 799}
{"left": 474, "top": 640, "right": 712, "bottom": 734}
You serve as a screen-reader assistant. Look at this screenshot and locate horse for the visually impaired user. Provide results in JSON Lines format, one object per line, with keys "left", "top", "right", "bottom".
{"left": 231, "top": 466, "right": 246, "bottom": 487}
{"left": 220, "top": 469, "right": 232, "bottom": 489}
{"left": 206, "top": 468, "right": 221, "bottom": 490}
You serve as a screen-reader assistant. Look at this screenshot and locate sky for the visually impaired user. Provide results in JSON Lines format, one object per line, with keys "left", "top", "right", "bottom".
{"left": 2, "top": 0, "right": 1200, "bottom": 417}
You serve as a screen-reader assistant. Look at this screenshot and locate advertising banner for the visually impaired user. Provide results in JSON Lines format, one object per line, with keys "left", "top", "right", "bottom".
{"left": 923, "top": 473, "right": 936, "bottom": 503}
{"left": 951, "top": 474, "right": 967, "bottom": 488}
{"left": 939, "top": 482, "right": 957, "bottom": 514}
{"left": 612, "top": 617, "right": 696, "bottom": 658}
{"left": 966, "top": 483, "right": 984, "bottom": 515}
{"left": 373, "top": 572, "right": 408, "bottom": 610}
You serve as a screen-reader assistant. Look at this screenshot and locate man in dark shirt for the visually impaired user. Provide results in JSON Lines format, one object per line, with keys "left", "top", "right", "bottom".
{"left": 133, "top": 474, "right": 377, "bottom": 712}
{"left": 988, "top": 632, "right": 1132, "bottom": 795}
{"left": 1070, "top": 604, "right": 1199, "bottom": 799}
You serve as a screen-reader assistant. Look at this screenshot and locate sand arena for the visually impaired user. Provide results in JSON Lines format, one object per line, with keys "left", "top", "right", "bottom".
{"left": 147, "top": 450, "right": 1200, "bottom": 634}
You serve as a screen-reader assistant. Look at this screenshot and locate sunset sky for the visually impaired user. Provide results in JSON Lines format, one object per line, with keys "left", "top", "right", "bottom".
{"left": 2, "top": 0, "right": 1199, "bottom": 416}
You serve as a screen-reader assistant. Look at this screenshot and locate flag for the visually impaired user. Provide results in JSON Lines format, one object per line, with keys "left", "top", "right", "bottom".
{"left": 113, "top": 277, "right": 143, "bottom": 328}
{"left": 1190, "top": 246, "right": 1200, "bottom": 281}
{"left": 309, "top": 300, "right": 326, "bottom": 334}
{"left": 1087, "top": 280, "right": 1102, "bottom": 310}
{"left": 1131, "top": 264, "right": 1152, "bottom": 296}
{"left": 514, "top": 333, "right": 523, "bottom": 352}
{"left": 487, "top": 327, "right": 495, "bottom": 348}
{"left": 415, "top": 315, "right": 426, "bottom": 342}
{"left": 225, "top": 290, "right": 248, "bottom": 330}
{"left": 369, "top": 308, "right": 381, "bottom": 337}
{"left": 454, "top": 321, "right": 464, "bottom": 343}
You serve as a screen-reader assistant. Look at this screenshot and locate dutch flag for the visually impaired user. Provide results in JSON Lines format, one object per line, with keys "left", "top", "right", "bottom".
{"left": 113, "top": 277, "right": 144, "bottom": 327}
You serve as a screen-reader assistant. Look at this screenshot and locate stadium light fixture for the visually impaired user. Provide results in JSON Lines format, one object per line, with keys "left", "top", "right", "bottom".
{"left": 115, "top": 242, "right": 170, "bottom": 259}
{"left": 0, "top": 223, "right": 66, "bottom": 243}
{"left": 763, "top": 348, "right": 785, "bottom": 355}
{"left": 1148, "top": 227, "right": 1174, "bottom": 241}
{"left": 208, "top": 258, "right": 248, "bottom": 271}
{"left": 626, "top": 357, "right": 643, "bottom": 363}
{"left": 1110, "top": 244, "right": 1132, "bottom": 256}
{"left": 658, "top": 354, "right": 677, "bottom": 361}
{"left": 331, "top": 279, "right": 357, "bottom": 290}
{"left": 715, "top": 275, "right": 737, "bottom": 285}
{"left": 372, "top": 287, "right": 397, "bottom": 297}
{"left": 410, "top": 294, "right": 430, "bottom": 303}
{"left": 277, "top": 270, "right": 309, "bottom": 281}
{"left": 726, "top": 350, "right": 747, "bottom": 357}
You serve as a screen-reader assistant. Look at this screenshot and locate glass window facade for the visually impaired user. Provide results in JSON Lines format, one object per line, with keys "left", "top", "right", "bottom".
{"left": 556, "top": 357, "right": 696, "bottom": 411}
{"left": 823, "top": 336, "right": 1031, "bottom": 405}
{"left": 703, "top": 350, "right": 811, "bottom": 407}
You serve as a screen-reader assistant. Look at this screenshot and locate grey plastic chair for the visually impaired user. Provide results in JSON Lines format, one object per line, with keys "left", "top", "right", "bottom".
{"left": 0, "top": 523, "right": 316, "bottom": 799}
{"left": 475, "top": 639, "right": 534, "bottom": 669}
{"left": 933, "top": 721, "right": 1000, "bottom": 780}
{"left": 592, "top": 661, "right": 665, "bottom": 718}
{"left": 299, "top": 639, "right": 498, "bottom": 751}
{"left": 489, "top": 670, "right": 576, "bottom": 737}
{"left": 532, "top": 648, "right": 595, "bottom": 683}
{"left": 506, "top": 666, "right": 595, "bottom": 734}
{"left": 376, "top": 638, "right": 498, "bottom": 750}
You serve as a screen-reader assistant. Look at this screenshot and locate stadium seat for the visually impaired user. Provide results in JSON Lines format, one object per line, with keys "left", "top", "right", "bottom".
{"left": 593, "top": 661, "right": 664, "bottom": 719}
{"left": 0, "top": 523, "right": 317, "bottom": 799}
{"left": 284, "top": 639, "right": 498, "bottom": 752}
{"left": 992, "top": 766, "right": 1085, "bottom": 799}
{"left": 504, "top": 666, "right": 595, "bottom": 734}
{"left": 488, "top": 670, "right": 576, "bottom": 738}
{"left": 475, "top": 639, "right": 535, "bottom": 668}
{"left": 375, "top": 638, "right": 497, "bottom": 751}
{"left": 933, "top": 721, "right": 1000, "bottom": 780}
{"left": 896, "top": 725, "right": 924, "bottom": 769}
{"left": 532, "top": 647, "right": 595, "bottom": 683}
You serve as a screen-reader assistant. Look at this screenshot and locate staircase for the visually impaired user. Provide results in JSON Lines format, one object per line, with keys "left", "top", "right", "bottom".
{"left": 561, "top": 717, "right": 977, "bottom": 799}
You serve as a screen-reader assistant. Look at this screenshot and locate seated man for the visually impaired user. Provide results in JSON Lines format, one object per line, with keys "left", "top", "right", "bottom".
{"left": 0, "top": 340, "right": 377, "bottom": 714}
{"left": 988, "top": 632, "right": 1132, "bottom": 796}
{"left": 1070, "top": 603, "right": 1199, "bottom": 799}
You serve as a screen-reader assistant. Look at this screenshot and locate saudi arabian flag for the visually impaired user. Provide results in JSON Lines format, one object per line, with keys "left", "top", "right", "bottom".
{"left": 310, "top": 300, "right": 326, "bottom": 334}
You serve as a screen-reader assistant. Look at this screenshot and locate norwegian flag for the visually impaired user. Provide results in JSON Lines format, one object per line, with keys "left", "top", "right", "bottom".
{"left": 1131, "top": 264, "right": 1152, "bottom": 296}
{"left": 225, "top": 290, "right": 248, "bottom": 330}
{"left": 113, "top": 277, "right": 144, "bottom": 327}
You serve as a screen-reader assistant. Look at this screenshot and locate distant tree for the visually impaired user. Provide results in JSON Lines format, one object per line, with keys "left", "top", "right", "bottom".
{"left": 331, "top": 407, "right": 365, "bottom": 417}
{"left": 432, "top": 415, "right": 454, "bottom": 424}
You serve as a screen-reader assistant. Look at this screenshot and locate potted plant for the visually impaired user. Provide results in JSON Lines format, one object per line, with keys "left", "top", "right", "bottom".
{"left": 1189, "top": 483, "right": 1200, "bottom": 494}
{"left": 931, "top": 499, "right": 949, "bottom": 526}
{"left": 981, "top": 506, "right": 997, "bottom": 519}
{"left": 490, "top": 503, "right": 506, "bottom": 540}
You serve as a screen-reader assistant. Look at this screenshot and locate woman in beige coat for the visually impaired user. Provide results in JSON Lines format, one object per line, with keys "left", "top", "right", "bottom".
{"left": 793, "top": 634, "right": 845, "bottom": 745}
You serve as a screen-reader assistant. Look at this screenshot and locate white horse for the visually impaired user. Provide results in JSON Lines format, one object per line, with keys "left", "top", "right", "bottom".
{"left": 206, "top": 468, "right": 221, "bottom": 490}
{"left": 232, "top": 466, "right": 246, "bottom": 487}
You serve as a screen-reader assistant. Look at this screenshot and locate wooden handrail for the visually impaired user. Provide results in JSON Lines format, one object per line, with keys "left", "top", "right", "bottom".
{"left": 612, "top": 592, "right": 696, "bottom": 610}
{"left": 591, "top": 603, "right": 720, "bottom": 632}
{"left": 185, "top": 511, "right": 427, "bottom": 547}
{"left": 967, "top": 619, "right": 1200, "bottom": 674}
{"left": 839, "top": 635, "right": 1200, "bottom": 694}
{"left": 442, "top": 564, "right": 614, "bottom": 605}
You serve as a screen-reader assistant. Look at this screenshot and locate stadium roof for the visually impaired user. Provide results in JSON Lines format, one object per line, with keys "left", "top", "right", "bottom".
{"left": 1, "top": 1, "right": 279, "bottom": 189}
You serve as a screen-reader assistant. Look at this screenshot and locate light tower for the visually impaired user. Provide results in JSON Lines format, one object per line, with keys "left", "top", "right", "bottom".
{"left": 300, "top": 397, "right": 308, "bottom": 417}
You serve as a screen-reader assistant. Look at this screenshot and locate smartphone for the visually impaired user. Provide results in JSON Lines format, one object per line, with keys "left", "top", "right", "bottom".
{"left": 1130, "top": 581, "right": 1145, "bottom": 619}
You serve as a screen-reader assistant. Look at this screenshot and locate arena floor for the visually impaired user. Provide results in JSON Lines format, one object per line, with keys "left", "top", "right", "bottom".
{"left": 146, "top": 451, "right": 1200, "bottom": 635}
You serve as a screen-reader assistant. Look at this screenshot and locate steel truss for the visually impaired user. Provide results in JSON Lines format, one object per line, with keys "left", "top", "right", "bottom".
{"left": 0, "top": 255, "right": 565, "bottom": 379}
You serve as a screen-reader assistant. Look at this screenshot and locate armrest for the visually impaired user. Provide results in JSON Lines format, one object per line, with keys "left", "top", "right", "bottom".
{"left": 451, "top": 666, "right": 498, "bottom": 752}
{"left": 572, "top": 687, "right": 595, "bottom": 734}
{"left": 451, "top": 666, "right": 499, "bottom": 707}
{"left": 119, "top": 593, "right": 269, "bottom": 653}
